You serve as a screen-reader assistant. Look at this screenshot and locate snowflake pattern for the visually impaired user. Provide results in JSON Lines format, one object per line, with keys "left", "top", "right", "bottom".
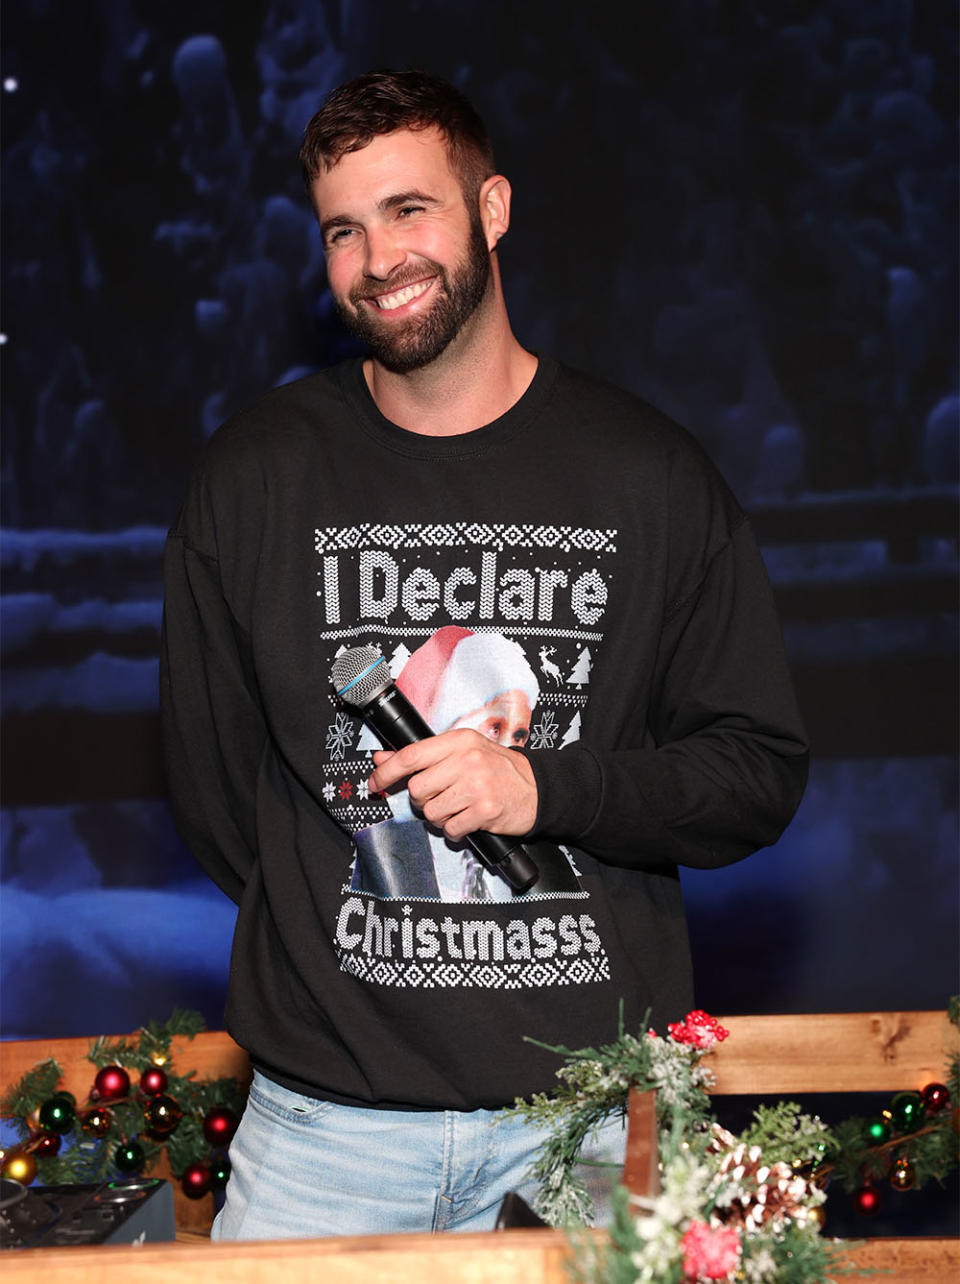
{"left": 356, "top": 779, "right": 370, "bottom": 801}
{"left": 530, "top": 709, "right": 559, "bottom": 750}
{"left": 322, "top": 781, "right": 337, "bottom": 802}
{"left": 338, "top": 779, "right": 354, "bottom": 801}
{"left": 325, "top": 712, "right": 355, "bottom": 761}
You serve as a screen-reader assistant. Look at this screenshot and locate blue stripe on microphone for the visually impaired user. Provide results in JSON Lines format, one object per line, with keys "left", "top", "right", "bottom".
{"left": 336, "top": 658, "right": 383, "bottom": 698}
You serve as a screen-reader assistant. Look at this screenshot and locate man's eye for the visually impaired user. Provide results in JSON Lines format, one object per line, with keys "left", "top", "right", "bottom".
{"left": 327, "top": 228, "right": 354, "bottom": 246}
{"left": 398, "top": 205, "right": 425, "bottom": 217}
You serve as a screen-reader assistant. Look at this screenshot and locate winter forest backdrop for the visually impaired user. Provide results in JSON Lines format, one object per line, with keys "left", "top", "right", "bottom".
{"left": 2, "top": 1, "right": 957, "bottom": 1065}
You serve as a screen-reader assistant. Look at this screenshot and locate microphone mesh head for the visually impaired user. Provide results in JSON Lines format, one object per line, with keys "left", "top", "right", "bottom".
{"left": 330, "top": 645, "right": 391, "bottom": 709}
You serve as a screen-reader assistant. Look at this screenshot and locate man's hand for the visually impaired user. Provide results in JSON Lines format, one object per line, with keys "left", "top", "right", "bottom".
{"left": 369, "top": 730, "right": 538, "bottom": 840}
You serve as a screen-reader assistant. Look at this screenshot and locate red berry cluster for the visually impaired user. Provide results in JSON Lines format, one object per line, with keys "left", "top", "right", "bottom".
{"left": 667, "top": 1009, "right": 730, "bottom": 1049}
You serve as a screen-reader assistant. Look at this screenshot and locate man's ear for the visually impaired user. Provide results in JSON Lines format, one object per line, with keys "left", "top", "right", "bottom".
{"left": 478, "top": 175, "right": 511, "bottom": 250}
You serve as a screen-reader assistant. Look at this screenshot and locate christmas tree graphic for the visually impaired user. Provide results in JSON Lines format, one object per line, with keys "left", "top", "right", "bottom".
{"left": 388, "top": 642, "right": 412, "bottom": 677}
{"left": 560, "top": 710, "right": 582, "bottom": 747}
{"left": 568, "top": 646, "right": 592, "bottom": 688}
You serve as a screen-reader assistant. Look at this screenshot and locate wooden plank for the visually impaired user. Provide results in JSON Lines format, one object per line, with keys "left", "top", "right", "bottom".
{"left": 842, "top": 1236, "right": 960, "bottom": 1281}
{"left": 0, "top": 1230, "right": 956, "bottom": 1284}
{"left": 622, "top": 1089, "right": 660, "bottom": 1198}
{"left": 0, "top": 1228, "right": 576, "bottom": 1283}
{"left": 707, "top": 1012, "right": 956, "bottom": 1095}
{"left": 6, "top": 1012, "right": 952, "bottom": 1106}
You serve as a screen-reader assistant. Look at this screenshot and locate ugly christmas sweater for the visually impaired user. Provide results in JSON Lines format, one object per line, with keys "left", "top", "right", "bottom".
{"left": 160, "top": 354, "right": 808, "bottom": 1110}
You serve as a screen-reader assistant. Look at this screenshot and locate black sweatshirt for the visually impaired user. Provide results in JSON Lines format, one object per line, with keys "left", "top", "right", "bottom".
{"left": 160, "top": 355, "right": 808, "bottom": 1110}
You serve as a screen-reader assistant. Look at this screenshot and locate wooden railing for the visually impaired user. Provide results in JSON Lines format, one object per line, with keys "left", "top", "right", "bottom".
{"left": 2, "top": 1012, "right": 957, "bottom": 1281}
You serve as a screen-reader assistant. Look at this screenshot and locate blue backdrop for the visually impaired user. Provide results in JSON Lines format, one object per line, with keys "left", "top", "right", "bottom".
{"left": 1, "top": 1, "right": 957, "bottom": 1042}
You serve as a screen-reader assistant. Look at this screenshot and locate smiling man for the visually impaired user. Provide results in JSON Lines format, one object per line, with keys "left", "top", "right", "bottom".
{"left": 161, "top": 70, "right": 808, "bottom": 1241}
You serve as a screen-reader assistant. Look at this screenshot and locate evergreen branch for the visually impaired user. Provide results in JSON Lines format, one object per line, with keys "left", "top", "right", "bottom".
{"left": 0, "top": 1059, "right": 62, "bottom": 1120}
{"left": 5, "top": 1009, "right": 241, "bottom": 1188}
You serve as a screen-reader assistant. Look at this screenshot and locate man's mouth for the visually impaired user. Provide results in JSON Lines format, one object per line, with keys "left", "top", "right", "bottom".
{"left": 369, "top": 277, "right": 436, "bottom": 311}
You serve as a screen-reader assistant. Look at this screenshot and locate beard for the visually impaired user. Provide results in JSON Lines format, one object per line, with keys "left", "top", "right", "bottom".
{"left": 334, "top": 211, "right": 492, "bottom": 374}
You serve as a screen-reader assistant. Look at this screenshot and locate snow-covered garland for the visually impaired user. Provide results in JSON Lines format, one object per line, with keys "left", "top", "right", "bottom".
{"left": 503, "top": 1009, "right": 842, "bottom": 1284}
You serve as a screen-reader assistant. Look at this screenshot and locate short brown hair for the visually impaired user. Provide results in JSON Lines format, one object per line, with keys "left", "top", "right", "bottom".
{"left": 300, "top": 69, "right": 496, "bottom": 201}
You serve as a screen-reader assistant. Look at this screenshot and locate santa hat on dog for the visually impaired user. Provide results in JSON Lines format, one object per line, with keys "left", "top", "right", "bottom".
{"left": 396, "top": 627, "right": 540, "bottom": 733}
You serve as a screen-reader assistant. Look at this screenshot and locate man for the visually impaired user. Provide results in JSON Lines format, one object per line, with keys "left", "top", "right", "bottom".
{"left": 160, "top": 70, "right": 808, "bottom": 1240}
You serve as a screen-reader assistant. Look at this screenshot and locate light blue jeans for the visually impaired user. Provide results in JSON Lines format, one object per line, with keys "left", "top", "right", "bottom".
{"left": 212, "top": 1069, "right": 625, "bottom": 1240}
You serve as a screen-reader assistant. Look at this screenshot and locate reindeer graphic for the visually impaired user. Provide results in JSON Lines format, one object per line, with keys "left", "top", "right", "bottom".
{"left": 538, "top": 645, "right": 563, "bottom": 687}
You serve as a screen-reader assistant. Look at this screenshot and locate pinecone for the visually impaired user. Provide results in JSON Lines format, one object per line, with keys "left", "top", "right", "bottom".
{"left": 712, "top": 1142, "right": 814, "bottom": 1233}
{"left": 707, "top": 1122, "right": 738, "bottom": 1153}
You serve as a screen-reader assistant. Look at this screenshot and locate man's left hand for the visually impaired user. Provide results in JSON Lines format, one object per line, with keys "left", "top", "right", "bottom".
{"left": 368, "top": 730, "right": 538, "bottom": 840}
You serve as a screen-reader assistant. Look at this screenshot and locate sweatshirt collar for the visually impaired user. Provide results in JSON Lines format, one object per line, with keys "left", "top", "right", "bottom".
{"left": 336, "top": 353, "right": 558, "bottom": 459}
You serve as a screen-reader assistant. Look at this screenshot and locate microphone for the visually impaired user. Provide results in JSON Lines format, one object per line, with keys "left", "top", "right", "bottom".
{"left": 331, "top": 645, "right": 540, "bottom": 894}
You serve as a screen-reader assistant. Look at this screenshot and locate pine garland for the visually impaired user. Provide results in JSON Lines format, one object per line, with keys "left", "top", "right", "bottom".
{"left": 0, "top": 1009, "right": 246, "bottom": 1187}
{"left": 506, "top": 1002, "right": 959, "bottom": 1284}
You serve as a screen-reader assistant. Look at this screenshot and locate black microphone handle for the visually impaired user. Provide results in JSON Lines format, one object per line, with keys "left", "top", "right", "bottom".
{"left": 360, "top": 685, "right": 539, "bottom": 893}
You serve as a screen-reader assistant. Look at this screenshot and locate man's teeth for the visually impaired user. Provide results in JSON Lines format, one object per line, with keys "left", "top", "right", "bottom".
{"left": 374, "top": 279, "right": 432, "bottom": 310}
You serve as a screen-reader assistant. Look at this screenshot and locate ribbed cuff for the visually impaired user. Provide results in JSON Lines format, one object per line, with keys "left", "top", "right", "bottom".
{"left": 518, "top": 745, "right": 603, "bottom": 841}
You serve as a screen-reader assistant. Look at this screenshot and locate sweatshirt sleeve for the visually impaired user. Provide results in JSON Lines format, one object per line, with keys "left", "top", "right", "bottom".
{"left": 159, "top": 475, "right": 268, "bottom": 905}
{"left": 522, "top": 515, "right": 809, "bottom": 870}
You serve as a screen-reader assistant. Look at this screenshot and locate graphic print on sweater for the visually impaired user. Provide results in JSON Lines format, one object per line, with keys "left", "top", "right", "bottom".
{"left": 315, "top": 520, "right": 616, "bottom": 989}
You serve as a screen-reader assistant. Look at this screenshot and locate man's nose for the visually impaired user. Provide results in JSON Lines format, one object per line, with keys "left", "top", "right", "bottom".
{"left": 364, "top": 224, "right": 405, "bottom": 280}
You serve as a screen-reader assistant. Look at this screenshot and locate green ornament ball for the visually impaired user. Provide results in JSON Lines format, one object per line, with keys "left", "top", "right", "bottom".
{"left": 867, "top": 1117, "right": 890, "bottom": 1144}
{"left": 38, "top": 1095, "right": 76, "bottom": 1135}
{"left": 114, "top": 1140, "right": 145, "bottom": 1174}
{"left": 210, "top": 1156, "right": 231, "bottom": 1190}
{"left": 890, "top": 1091, "right": 925, "bottom": 1132}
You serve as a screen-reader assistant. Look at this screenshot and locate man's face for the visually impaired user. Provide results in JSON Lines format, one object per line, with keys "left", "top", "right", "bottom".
{"left": 450, "top": 690, "right": 532, "bottom": 748}
{"left": 312, "top": 127, "right": 492, "bottom": 373}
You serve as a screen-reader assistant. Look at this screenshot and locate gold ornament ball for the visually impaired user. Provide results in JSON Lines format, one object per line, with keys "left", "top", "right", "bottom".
{"left": 807, "top": 1204, "right": 826, "bottom": 1230}
{"left": 2, "top": 1150, "right": 38, "bottom": 1185}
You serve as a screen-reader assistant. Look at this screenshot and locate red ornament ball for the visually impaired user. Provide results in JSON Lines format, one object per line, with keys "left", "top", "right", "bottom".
{"left": 854, "top": 1185, "right": 881, "bottom": 1216}
{"left": 203, "top": 1106, "right": 239, "bottom": 1147}
{"left": 32, "top": 1131, "right": 61, "bottom": 1158}
{"left": 181, "top": 1162, "right": 212, "bottom": 1200}
{"left": 94, "top": 1066, "right": 131, "bottom": 1101}
{"left": 922, "top": 1082, "right": 951, "bottom": 1113}
{"left": 81, "top": 1107, "right": 113, "bottom": 1138}
{"left": 140, "top": 1067, "right": 169, "bottom": 1097}
{"left": 145, "top": 1094, "right": 182, "bottom": 1138}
